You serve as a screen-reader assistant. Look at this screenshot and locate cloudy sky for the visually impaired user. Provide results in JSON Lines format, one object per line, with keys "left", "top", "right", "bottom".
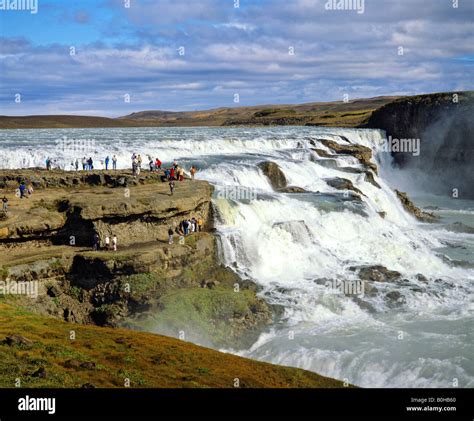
{"left": 0, "top": 0, "right": 473, "bottom": 116}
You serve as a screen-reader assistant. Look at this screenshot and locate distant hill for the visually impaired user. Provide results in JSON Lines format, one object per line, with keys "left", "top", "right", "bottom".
{"left": 0, "top": 115, "right": 134, "bottom": 129}
{"left": 120, "top": 96, "right": 400, "bottom": 127}
{"left": 0, "top": 96, "right": 400, "bottom": 129}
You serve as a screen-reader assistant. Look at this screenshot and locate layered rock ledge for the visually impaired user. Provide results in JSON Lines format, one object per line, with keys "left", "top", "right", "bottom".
{"left": 0, "top": 170, "right": 271, "bottom": 350}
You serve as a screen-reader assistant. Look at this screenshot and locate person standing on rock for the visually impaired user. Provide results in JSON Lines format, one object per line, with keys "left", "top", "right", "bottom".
{"left": 184, "top": 220, "right": 190, "bottom": 236}
{"left": 169, "top": 179, "right": 175, "bottom": 196}
{"left": 74, "top": 159, "right": 79, "bottom": 171}
{"left": 82, "top": 157, "right": 87, "bottom": 170}
{"left": 190, "top": 166, "right": 197, "bottom": 180}
{"left": 112, "top": 155, "right": 117, "bottom": 170}
{"left": 168, "top": 227, "right": 174, "bottom": 244}
{"left": 105, "top": 156, "right": 110, "bottom": 170}
{"left": 137, "top": 154, "right": 142, "bottom": 169}
{"left": 92, "top": 233, "right": 100, "bottom": 251}
{"left": 112, "top": 235, "right": 117, "bottom": 251}
{"left": 197, "top": 216, "right": 203, "bottom": 232}
{"left": 2, "top": 196, "right": 8, "bottom": 212}
{"left": 19, "top": 182, "right": 27, "bottom": 199}
{"left": 105, "top": 235, "right": 110, "bottom": 250}
{"left": 88, "top": 157, "right": 93, "bottom": 171}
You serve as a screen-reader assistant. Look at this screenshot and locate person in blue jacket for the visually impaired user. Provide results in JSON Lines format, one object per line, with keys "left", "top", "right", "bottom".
{"left": 19, "top": 182, "right": 27, "bottom": 199}
{"left": 105, "top": 156, "right": 110, "bottom": 170}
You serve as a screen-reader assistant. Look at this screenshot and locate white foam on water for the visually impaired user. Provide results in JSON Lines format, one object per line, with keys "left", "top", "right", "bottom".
{"left": 1, "top": 126, "right": 473, "bottom": 387}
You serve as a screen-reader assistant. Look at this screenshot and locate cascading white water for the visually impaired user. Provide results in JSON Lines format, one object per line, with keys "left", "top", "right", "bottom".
{"left": 1, "top": 126, "right": 473, "bottom": 387}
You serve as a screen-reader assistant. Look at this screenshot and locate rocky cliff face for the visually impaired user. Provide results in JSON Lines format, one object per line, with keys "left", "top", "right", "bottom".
{"left": 0, "top": 170, "right": 272, "bottom": 350}
{"left": 365, "top": 91, "right": 474, "bottom": 198}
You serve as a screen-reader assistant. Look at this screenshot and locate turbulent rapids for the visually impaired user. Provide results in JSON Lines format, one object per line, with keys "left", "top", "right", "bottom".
{"left": 0, "top": 126, "right": 473, "bottom": 387}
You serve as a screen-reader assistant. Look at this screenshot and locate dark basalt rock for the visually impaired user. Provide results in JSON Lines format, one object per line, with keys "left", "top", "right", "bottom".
{"left": 325, "top": 177, "right": 366, "bottom": 197}
{"left": 277, "top": 186, "right": 308, "bottom": 193}
{"left": 385, "top": 291, "right": 406, "bottom": 306}
{"left": 395, "top": 190, "right": 437, "bottom": 222}
{"left": 349, "top": 265, "right": 402, "bottom": 283}
{"left": 258, "top": 161, "right": 287, "bottom": 190}
{"left": 365, "top": 92, "right": 474, "bottom": 199}
{"left": 317, "top": 138, "right": 378, "bottom": 173}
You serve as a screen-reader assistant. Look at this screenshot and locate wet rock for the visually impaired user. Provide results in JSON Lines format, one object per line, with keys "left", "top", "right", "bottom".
{"left": 395, "top": 190, "right": 437, "bottom": 222}
{"left": 350, "top": 265, "right": 401, "bottom": 283}
{"left": 353, "top": 297, "right": 376, "bottom": 313}
{"left": 385, "top": 291, "right": 406, "bottom": 305}
{"left": 416, "top": 274, "right": 429, "bottom": 283}
{"left": 445, "top": 222, "right": 474, "bottom": 234}
{"left": 363, "top": 283, "right": 379, "bottom": 297}
{"left": 277, "top": 186, "right": 308, "bottom": 193}
{"left": 325, "top": 177, "right": 365, "bottom": 197}
{"left": 378, "top": 211, "right": 386, "bottom": 218}
{"left": 364, "top": 171, "right": 381, "bottom": 188}
{"left": 258, "top": 161, "right": 287, "bottom": 190}
{"left": 311, "top": 148, "right": 333, "bottom": 158}
{"left": 318, "top": 139, "right": 378, "bottom": 173}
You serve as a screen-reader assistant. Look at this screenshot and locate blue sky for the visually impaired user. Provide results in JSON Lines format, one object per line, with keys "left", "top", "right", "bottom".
{"left": 0, "top": 0, "right": 473, "bottom": 116}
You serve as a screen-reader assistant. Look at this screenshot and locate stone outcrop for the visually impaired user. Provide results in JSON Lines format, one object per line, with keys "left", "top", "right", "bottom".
{"left": 258, "top": 161, "right": 287, "bottom": 190}
{"left": 278, "top": 186, "right": 308, "bottom": 193}
{"left": 0, "top": 170, "right": 272, "bottom": 350}
{"left": 395, "top": 190, "right": 437, "bottom": 222}
{"left": 365, "top": 91, "right": 474, "bottom": 198}
{"left": 0, "top": 172, "right": 213, "bottom": 246}
{"left": 325, "top": 177, "right": 366, "bottom": 197}
{"left": 349, "top": 265, "right": 401, "bottom": 283}
{"left": 317, "top": 139, "right": 378, "bottom": 174}
{"left": 0, "top": 169, "right": 167, "bottom": 190}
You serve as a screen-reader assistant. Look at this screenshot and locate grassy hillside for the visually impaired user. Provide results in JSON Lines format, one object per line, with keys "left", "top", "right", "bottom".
{"left": 0, "top": 302, "right": 346, "bottom": 388}
{"left": 0, "top": 96, "right": 399, "bottom": 129}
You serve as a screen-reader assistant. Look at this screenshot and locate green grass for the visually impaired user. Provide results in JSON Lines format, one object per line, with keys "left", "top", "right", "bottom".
{"left": 0, "top": 302, "right": 348, "bottom": 388}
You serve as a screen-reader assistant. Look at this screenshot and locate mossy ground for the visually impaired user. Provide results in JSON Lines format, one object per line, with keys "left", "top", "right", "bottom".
{"left": 0, "top": 302, "right": 346, "bottom": 388}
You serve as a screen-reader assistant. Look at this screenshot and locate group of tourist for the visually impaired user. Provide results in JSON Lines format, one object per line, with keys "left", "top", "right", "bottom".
{"left": 12, "top": 152, "right": 203, "bottom": 249}
{"left": 78, "top": 156, "right": 118, "bottom": 171}
{"left": 168, "top": 216, "right": 204, "bottom": 244}
{"left": 45, "top": 154, "right": 199, "bottom": 186}
{"left": 131, "top": 153, "right": 142, "bottom": 176}
{"left": 46, "top": 156, "right": 119, "bottom": 171}
{"left": 45, "top": 157, "right": 59, "bottom": 170}
{"left": 92, "top": 233, "right": 118, "bottom": 251}
{"left": 1, "top": 182, "right": 33, "bottom": 213}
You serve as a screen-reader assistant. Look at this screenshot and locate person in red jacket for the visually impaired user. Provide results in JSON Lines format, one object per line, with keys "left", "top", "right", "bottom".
{"left": 155, "top": 158, "right": 162, "bottom": 169}
{"left": 170, "top": 167, "right": 175, "bottom": 180}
